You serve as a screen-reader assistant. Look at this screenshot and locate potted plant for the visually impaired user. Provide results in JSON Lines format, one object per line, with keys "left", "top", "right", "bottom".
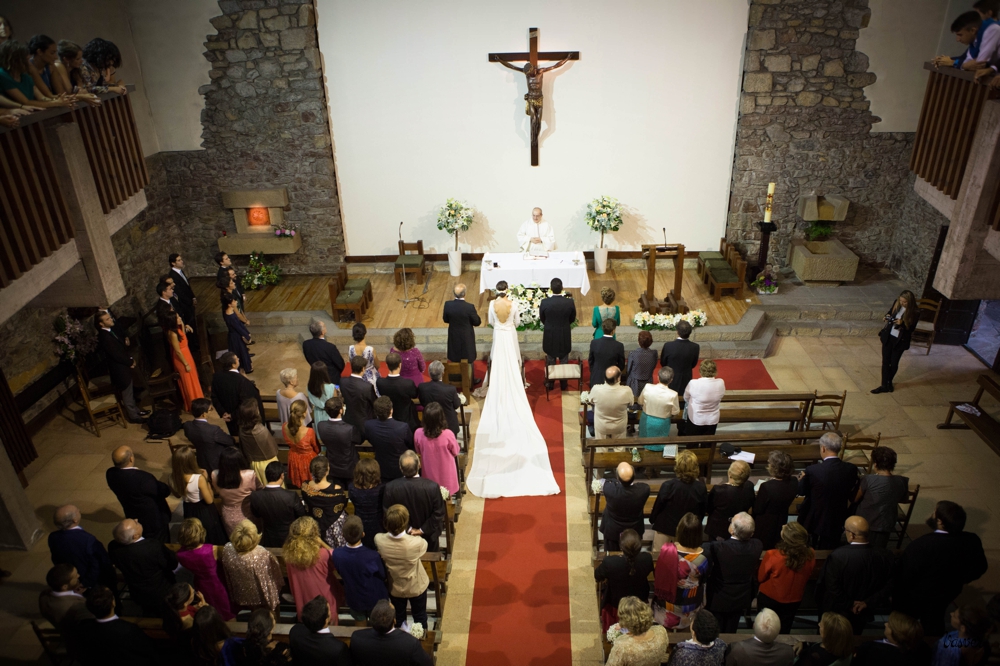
{"left": 585, "top": 196, "right": 623, "bottom": 274}
{"left": 437, "top": 198, "right": 474, "bottom": 277}
{"left": 750, "top": 264, "right": 779, "bottom": 295}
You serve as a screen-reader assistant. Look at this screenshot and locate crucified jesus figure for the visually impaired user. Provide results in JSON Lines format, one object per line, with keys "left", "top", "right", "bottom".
{"left": 494, "top": 55, "right": 572, "bottom": 156}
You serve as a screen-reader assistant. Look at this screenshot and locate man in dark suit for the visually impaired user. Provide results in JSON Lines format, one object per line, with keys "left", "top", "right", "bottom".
{"left": 659, "top": 319, "right": 700, "bottom": 400}
{"left": 600, "top": 462, "right": 650, "bottom": 552}
{"left": 107, "top": 519, "right": 177, "bottom": 617}
{"left": 214, "top": 251, "right": 232, "bottom": 281}
{"left": 416, "top": 361, "right": 461, "bottom": 436}
{"left": 95, "top": 311, "right": 148, "bottom": 423}
{"left": 182, "top": 398, "right": 236, "bottom": 474}
{"left": 702, "top": 512, "right": 764, "bottom": 633}
{"left": 892, "top": 500, "right": 988, "bottom": 636}
{"left": 71, "top": 585, "right": 163, "bottom": 666}
{"left": 341, "top": 355, "right": 377, "bottom": 441}
{"left": 725, "top": 608, "right": 794, "bottom": 666}
{"left": 211, "top": 351, "right": 264, "bottom": 436}
{"left": 383, "top": 451, "right": 446, "bottom": 552}
{"left": 366, "top": 396, "right": 414, "bottom": 483}
{"left": 378, "top": 352, "right": 419, "bottom": 431}
{"left": 249, "top": 462, "right": 307, "bottom": 547}
{"left": 817, "top": 516, "right": 895, "bottom": 635}
{"left": 588, "top": 319, "right": 626, "bottom": 388}
{"left": 168, "top": 253, "right": 197, "bottom": 339}
{"left": 303, "top": 320, "right": 345, "bottom": 382}
{"left": 105, "top": 446, "right": 172, "bottom": 543}
{"left": 539, "top": 277, "right": 577, "bottom": 390}
{"left": 317, "top": 397, "right": 359, "bottom": 486}
{"left": 442, "top": 283, "right": 481, "bottom": 383}
{"left": 350, "top": 598, "right": 432, "bottom": 666}
{"left": 797, "top": 432, "right": 859, "bottom": 549}
{"left": 289, "top": 597, "right": 352, "bottom": 665}
{"left": 48, "top": 505, "right": 115, "bottom": 589}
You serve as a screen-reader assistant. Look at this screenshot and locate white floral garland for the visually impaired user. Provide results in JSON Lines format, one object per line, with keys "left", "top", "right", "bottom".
{"left": 505, "top": 283, "right": 574, "bottom": 331}
{"left": 633, "top": 309, "right": 708, "bottom": 331}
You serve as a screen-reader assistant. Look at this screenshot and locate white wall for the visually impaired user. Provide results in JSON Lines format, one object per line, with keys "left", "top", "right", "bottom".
{"left": 936, "top": 0, "right": 975, "bottom": 57}
{"left": 316, "top": 0, "right": 749, "bottom": 256}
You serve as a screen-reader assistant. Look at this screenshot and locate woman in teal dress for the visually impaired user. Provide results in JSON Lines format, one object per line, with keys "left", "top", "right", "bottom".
{"left": 639, "top": 367, "right": 680, "bottom": 451}
{"left": 306, "top": 362, "right": 337, "bottom": 429}
{"left": 592, "top": 287, "right": 620, "bottom": 340}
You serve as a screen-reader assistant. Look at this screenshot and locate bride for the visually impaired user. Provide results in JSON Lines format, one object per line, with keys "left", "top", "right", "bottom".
{"left": 466, "top": 281, "right": 560, "bottom": 498}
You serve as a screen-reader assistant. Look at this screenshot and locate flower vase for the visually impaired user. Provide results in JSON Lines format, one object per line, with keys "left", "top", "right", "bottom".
{"left": 757, "top": 287, "right": 777, "bottom": 295}
{"left": 594, "top": 247, "right": 609, "bottom": 275}
{"left": 448, "top": 250, "right": 462, "bottom": 277}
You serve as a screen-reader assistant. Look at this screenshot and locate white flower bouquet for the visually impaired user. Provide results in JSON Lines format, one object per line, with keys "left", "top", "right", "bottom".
{"left": 409, "top": 622, "right": 425, "bottom": 639}
{"left": 633, "top": 309, "right": 708, "bottom": 331}
{"left": 606, "top": 623, "right": 628, "bottom": 643}
{"left": 439, "top": 485, "right": 450, "bottom": 501}
{"left": 437, "top": 198, "right": 474, "bottom": 251}
{"left": 506, "top": 284, "right": 575, "bottom": 331}
{"left": 579, "top": 390, "right": 593, "bottom": 405}
{"left": 585, "top": 196, "right": 623, "bottom": 248}
{"left": 591, "top": 478, "right": 605, "bottom": 495}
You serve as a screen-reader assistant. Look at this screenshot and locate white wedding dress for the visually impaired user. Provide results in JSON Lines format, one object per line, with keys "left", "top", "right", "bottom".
{"left": 466, "top": 299, "right": 561, "bottom": 498}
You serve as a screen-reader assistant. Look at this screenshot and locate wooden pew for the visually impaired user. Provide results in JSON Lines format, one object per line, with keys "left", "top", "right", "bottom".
{"left": 938, "top": 373, "right": 1000, "bottom": 455}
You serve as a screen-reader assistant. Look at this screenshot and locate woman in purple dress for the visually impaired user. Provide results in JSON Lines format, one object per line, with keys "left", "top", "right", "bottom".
{"left": 390, "top": 327, "right": 426, "bottom": 386}
{"left": 176, "top": 518, "right": 235, "bottom": 620}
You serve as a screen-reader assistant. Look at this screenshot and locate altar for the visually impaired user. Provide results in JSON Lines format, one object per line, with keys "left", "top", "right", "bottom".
{"left": 479, "top": 251, "right": 591, "bottom": 295}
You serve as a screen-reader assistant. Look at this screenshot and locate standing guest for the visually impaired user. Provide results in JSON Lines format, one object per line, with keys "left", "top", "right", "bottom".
{"left": 378, "top": 352, "right": 420, "bottom": 432}
{"left": 414, "top": 402, "right": 461, "bottom": 496}
{"left": 591, "top": 366, "right": 635, "bottom": 441}
{"left": 854, "top": 446, "right": 909, "bottom": 549}
{"left": 416, "top": 361, "right": 461, "bottom": 436}
{"left": 383, "top": 451, "right": 446, "bottom": 552}
{"left": 107, "top": 518, "right": 177, "bottom": 617}
{"left": 349, "top": 458, "right": 385, "bottom": 550}
{"left": 249, "top": 462, "right": 307, "bottom": 547}
{"left": 162, "top": 582, "right": 204, "bottom": 646}
{"left": 872, "top": 290, "right": 919, "bottom": 393}
{"left": 168, "top": 252, "right": 197, "bottom": 330}
{"left": 349, "top": 598, "right": 432, "bottom": 665}
{"left": 226, "top": 266, "right": 249, "bottom": 312}
{"left": 650, "top": 451, "right": 706, "bottom": 552}
{"left": 390, "top": 328, "right": 426, "bottom": 386}
{"left": 0, "top": 40, "right": 75, "bottom": 109}
{"left": 238, "top": 398, "right": 280, "bottom": 486}
{"left": 341, "top": 355, "right": 378, "bottom": 440}
{"left": 283, "top": 517, "right": 338, "bottom": 623}
{"left": 366, "top": 395, "right": 415, "bottom": 483}
{"left": 95, "top": 311, "right": 149, "bottom": 423}
{"left": 539, "top": 277, "right": 577, "bottom": 391}
{"left": 190, "top": 606, "right": 236, "bottom": 666}
{"left": 221, "top": 608, "right": 291, "bottom": 666}
{"left": 592, "top": 287, "right": 621, "bottom": 340}
{"left": 757, "top": 523, "right": 816, "bottom": 634}
{"left": 170, "top": 446, "right": 227, "bottom": 545}
{"left": 175, "top": 518, "right": 235, "bottom": 621}
{"left": 76, "top": 38, "right": 127, "bottom": 95}
{"left": 302, "top": 320, "right": 345, "bottom": 384}
{"left": 794, "top": 612, "right": 855, "bottom": 666}
{"left": 105, "top": 445, "right": 171, "bottom": 542}
{"left": 660, "top": 321, "right": 700, "bottom": 402}
{"left": 211, "top": 352, "right": 264, "bottom": 437}
{"left": 702, "top": 512, "right": 763, "bottom": 633}
{"left": 283, "top": 399, "right": 320, "bottom": 489}
{"left": 626, "top": 331, "right": 659, "bottom": 400}
{"left": 182, "top": 398, "right": 236, "bottom": 475}
{"left": 306, "top": 362, "right": 336, "bottom": 429}
{"left": 50, "top": 40, "right": 95, "bottom": 99}
{"left": 318, "top": 396, "right": 360, "bottom": 484}
{"left": 589, "top": 319, "right": 626, "bottom": 388}
{"left": 638, "top": 367, "right": 681, "bottom": 444}
{"left": 666, "top": 609, "right": 727, "bottom": 666}
{"left": 934, "top": 606, "right": 991, "bottom": 666}
{"left": 39, "top": 564, "right": 92, "bottom": 633}
{"left": 214, "top": 251, "right": 232, "bottom": 281}
{"left": 376, "top": 504, "right": 430, "bottom": 630}
{"left": 221, "top": 520, "right": 283, "bottom": 615}
{"left": 753, "top": 451, "right": 799, "bottom": 550}
{"left": 332, "top": 516, "right": 389, "bottom": 622}
{"left": 218, "top": 274, "right": 250, "bottom": 327}
{"left": 212, "top": 447, "right": 262, "bottom": 536}
{"left": 600, "top": 462, "right": 650, "bottom": 553}
{"left": 156, "top": 277, "right": 186, "bottom": 329}
{"left": 853, "top": 611, "right": 930, "bottom": 665}
{"left": 606, "top": 596, "right": 669, "bottom": 666}
{"left": 797, "top": 432, "right": 859, "bottom": 549}
{"left": 681, "top": 360, "right": 725, "bottom": 437}
{"left": 301, "top": 456, "right": 349, "bottom": 548}
{"left": 595, "top": 530, "right": 654, "bottom": 631}
{"left": 349, "top": 322, "right": 380, "bottom": 393}
{"left": 288, "top": 597, "right": 350, "bottom": 665}
{"left": 48, "top": 505, "right": 115, "bottom": 589}
{"left": 71, "top": 585, "right": 161, "bottom": 666}
{"left": 27, "top": 35, "right": 58, "bottom": 100}
{"left": 443, "top": 283, "right": 482, "bottom": 383}
{"left": 223, "top": 292, "right": 253, "bottom": 373}
{"left": 705, "top": 461, "right": 755, "bottom": 542}
{"left": 276, "top": 367, "right": 310, "bottom": 426}
{"left": 165, "top": 310, "right": 203, "bottom": 412}
{"left": 725, "top": 608, "right": 794, "bottom": 666}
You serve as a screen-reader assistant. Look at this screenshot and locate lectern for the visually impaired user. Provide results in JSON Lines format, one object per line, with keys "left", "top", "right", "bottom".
{"left": 639, "top": 244, "right": 688, "bottom": 315}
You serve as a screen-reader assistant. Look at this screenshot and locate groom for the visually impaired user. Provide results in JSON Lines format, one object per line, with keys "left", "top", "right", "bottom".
{"left": 539, "top": 278, "right": 577, "bottom": 391}
{"left": 443, "top": 283, "right": 482, "bottom": 385}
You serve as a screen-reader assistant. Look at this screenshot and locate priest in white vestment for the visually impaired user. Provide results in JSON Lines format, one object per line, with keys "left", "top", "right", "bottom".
{"left": 517, "top": 207, "right": 556, "bottom": 252}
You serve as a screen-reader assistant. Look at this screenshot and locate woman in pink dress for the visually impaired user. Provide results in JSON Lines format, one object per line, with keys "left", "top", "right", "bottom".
{"left": 283, "top": 516, "right": 340, "bottom": 622}
{"left": 414, "top": 402, "right": 461, "bottom": 496}
{"left": 391, "top": 327, "right": 426, "bottom": 386}
{"left": 211, "top": 448, "right": 261, "bottom": 536}
{"left": 176, "top": 518, "right": 235, "bottom": 620}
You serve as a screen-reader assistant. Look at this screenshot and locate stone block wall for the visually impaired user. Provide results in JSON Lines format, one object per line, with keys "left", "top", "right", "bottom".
{"left": 887, "top": 175, "right": 949, "bottom": 291}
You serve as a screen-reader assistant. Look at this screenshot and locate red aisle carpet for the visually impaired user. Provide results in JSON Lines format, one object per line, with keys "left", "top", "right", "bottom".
{"left": 692, "top": 359, "right": 778, "bottom": 390}
{"left": 466, "top": 360, "right": 572, "bottom": 666}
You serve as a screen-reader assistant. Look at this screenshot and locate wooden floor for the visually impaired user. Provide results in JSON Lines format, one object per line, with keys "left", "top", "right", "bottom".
{"left": 194, "top": 265, "right": 758, "bottom": 328}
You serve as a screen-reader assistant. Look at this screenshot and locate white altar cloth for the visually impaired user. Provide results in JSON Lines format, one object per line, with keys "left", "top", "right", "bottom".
{"left": 479, "top": 251, "right": 591, "bottom": 295}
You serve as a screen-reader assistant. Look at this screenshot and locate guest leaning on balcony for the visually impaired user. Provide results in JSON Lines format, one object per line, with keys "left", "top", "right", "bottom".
{"left": 0, "top": 40, "right": 75, "bottom": 109}
{"left": 77, "top": 38, "right": 127, "bottom": 95}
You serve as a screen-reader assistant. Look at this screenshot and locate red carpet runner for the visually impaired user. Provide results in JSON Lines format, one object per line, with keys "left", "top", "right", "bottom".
{"left": 466, "top": 360, "right": 572, "bottom": 666}
{"left": 692, "top": 359, "right": 778, "bottom": 390}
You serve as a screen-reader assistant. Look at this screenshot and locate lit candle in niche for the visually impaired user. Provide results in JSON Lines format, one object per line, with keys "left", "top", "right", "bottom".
{"left": 763, "top": 182, "right": 775, "bottom": 223}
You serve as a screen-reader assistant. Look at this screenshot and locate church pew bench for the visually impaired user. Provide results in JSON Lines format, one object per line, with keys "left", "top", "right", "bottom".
{"left": 938, "top": 373, "right": 1000, "bottom": 455}
{"left": 707, "top": 254, "right": 747, "bottom": 301}
{"left": 695, "top": 237, "right": 728, "bottom": 281}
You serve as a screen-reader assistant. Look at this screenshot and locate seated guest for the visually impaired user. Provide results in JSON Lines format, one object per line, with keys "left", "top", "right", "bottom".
{"left": 595, "top": 530, "right": 654, "bottom": 631}
{"left": 283, "top": 517, "right": 338, "bottom": 623}
{"left": 638, "top": 367, "right": 681, "bottom": 443}
{"left": 654, "top": 512, "right": 709, "bottom": 630}
{"left": 414, "top": 402, "right": 461, "bottom": 497}
{"left": 606, "top": 596, "right": 668, "bottom": 666}
{"left": 589, "top": 319, "right": 626, "bottom": 388}
{"left": 289, "top": 596, "right": 351, "bottom": 665}
{"left": 162, "top": 582, "right": 204, "bottom": 643}
{"left": 666, "top": 609, "right": 726, "bottom": 666}
{"left": 592, "top": 287, "right": 621, "bottom": 340}
{"left": 170, "top": 445, "right": 227, "bottom": 545}
{"left": 238, "top": 398, "right": 280, "bottom": 486}
{"left": 702, "top": 512, "right": 763, "bottom": 633}
{"left": 302, "top": 320, "right": 345, "bottom": 384}
{"left": 349, "top": 322, "right": 380, "bottom": 391}
{"left": 817, "top": 516, "right": 894, "bottom": 635}
{"left": 276, "top": 367, "right": 310, "bottom": 426}
{"left": 333, "top": 516, "right": 389, "bottom": 621}
{"left": 383, "top": 451, "right": 446, "bottom": 552}
{"left": 77, "top": 38, "right": 128, "bottom": 95}
{"left": 221, "top": 608, "right": 291, "bottom": 665}
{"left": 853, "top": 611, "right": 931, "bottom": 666}
{"left": 249, "top": 461, "right": 307, "bottom": 547}
{"left": 72, "top": 585, "right": 161, "bottom": 666}
{"left": 318, "top": 396, "right": 359, "bottom": 482}
{"left": 223, "top": 292, "right": 253, "bottom": 373}
{"left": 182, "top": 398, "right": 237, "bottom": 475}
{"left": 39, "top": 564, "right": 92, "bottom": 633}
{"left": 934, "top": 606, "right": 991, "bottom": 666}
{"left": 350, "top": 598, "right": 432, "bottom": 665}
{"left": 680, "top": 359, "right": 725, "bottom": 437}
{"left": 376, "top": 505, "right": 430, "bottom": 630}
{"left": 797, "top": 432, "right": 859, "bottom": 550}
{"left": 650, "top": 451, "right": 706, "bottom": 552}
{"left": 757, "top": 523, "right": 815, "bottom": 634}
{"left": 752, "top": 451, "right": 799, "bottom": 550}
{"left": 0, "top": 39, "right": 75, "bottom": 109}
{"left": 342, "top": 355, "right": 378, "bottom": 438}
{"left": 221, "top": 520, "right": 283, "bottom": 615}
{"left": 725, "top": 608, "right": 794, "bottom": 666}
{"left": 705, "top": 461, "right": 754, "bottom": 542}
{"left": 48, "top": 504, "right": 115, "bottom": 589}
{"left": 106, "top": 445, "right": 172, "bottom": 542}
{"left": 211, "top": 351, "right": 264, "bottom": 437}
{"left": 367, "top": 395, "right": 415, "bottom": 483}
{"left": 107, "top": 518, "right": 177, "bottom": 617}
{"left": 165, "top": 311, "right": 203, "bottom": 412}
{"left": 591, "top": 366, "right": 635, "bottom": 441}
{"left": 190, "top": 605, "right": 236, "bottom": 666}
{"left": 378, "top": 352, "right": 420, "bottom": 431}
{"left": 283, "top": 399, "right": 320, "bottom": 489}
{"left": 626, "top": 331, "right": 659, "bottom": 399}
{"left": 301, "top": 456, "right": 349, "bottom": 548}
{"left": 600, "top": 462, "right": 650, "bottom": 553}
{"left": 349, "top": 458, "right": 385, "bottom": 550}
{"left": 795, "top": 612, "right": 855, "bottom": 666}
{"left": 416, "top": 360, "right": 462, "bottom": 436}
{"left": 390, "top": 327, "right": 427, "bottom": 386}
{"left": 175, "top": 518, "right": 234, "bottom": 621}
{"left": 212, "top": 447, "right": 262, "bottom": 536}
{"left": 854, "top": 445, "right": 909, "bottom": 549}
{"left": 306, "top": 362, "right": 336, "bottom": 428}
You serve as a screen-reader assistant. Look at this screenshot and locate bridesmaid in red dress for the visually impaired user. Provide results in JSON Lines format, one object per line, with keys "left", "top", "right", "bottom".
{"left": 166, "top": 311, "right": 203, "bottom": 412}
{"left": 283, "top": 399, "right": 319, "bottom": 488}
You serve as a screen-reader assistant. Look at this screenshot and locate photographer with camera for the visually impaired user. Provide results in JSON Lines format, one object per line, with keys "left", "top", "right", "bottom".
{"left": 872, "top": 290, "right": 919, "bottom": 394}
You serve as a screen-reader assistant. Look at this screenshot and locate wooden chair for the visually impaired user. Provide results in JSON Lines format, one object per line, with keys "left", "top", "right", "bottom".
{"left": 807, "top": 391, "right": 847, "bottom": 431}
{"left": 444, "top": 360, "right": 473, "bottom": 403}
{"left": 31, "top": 621, "right": 73, "bottom": 666}
{"left": 840, "top": 432, "right": 880, "bottom": 473}
{"left": 696, "top": 237, "right": 728, "bottom": 280}
{"left": 337, "top": 265, "right": 373, "bottom": 305}
{"left": 938, "top": 374, "right": 1000, "bottom": 452}
{"left": 892, "top": 484, "right": 921, "bottom": 548}
{"left": 328, "top": 278, "right": 367, "bottom": 324}
{"left": 145, "top": 368, "right": 182, "bottom": 410}
{"left": 911, "top": 298, "right": 941, "bottom": 355}
{"left": 76, "top": 363, "right": 127, "bottom": 436}
{"left": 545, "top": 358, "right": 583, "bottom": 400}
{"left": 394, "top": 240, "right": 426, "bottom": 286}
{"left": 707, "top": 255, "right": 746, "bottom": 301}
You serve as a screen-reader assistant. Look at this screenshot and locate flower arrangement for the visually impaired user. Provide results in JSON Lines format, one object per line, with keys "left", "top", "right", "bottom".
{"left": 585, "top": 196, "right": 624, "bottom": 248}
{"left": 751, "top": 265, "right": 779, "bottom": 294}
{"left": 241, "top": 251, "right": 281, "bottom": 290}
{"left": 274, "top": 224, "right": 297, "bottom": 238}
{"left": 53, "top": 309, "right": 97, "bottom": 364}
{"left": 606, "top": 623, "right": 628, "bottom": 644}
{"left": 633, "top": 309, "right": 708, "bottom": 331}
{"left": 439, "top": 485, "right": 450, "bottom": 501}
{"left": 506, "top": 283, "right": 576, "bottom": 331}
{"left": 409, "top": 623, "right": 425, "bottom": 639}
{"left": 590, "top": 478, "right": 605, "bottom": 495}
{"left": 437, "top": 198, "right": 474, "bottom": 251}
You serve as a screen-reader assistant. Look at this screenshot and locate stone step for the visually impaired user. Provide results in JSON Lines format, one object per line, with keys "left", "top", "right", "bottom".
{"left": 772, "top": 318, "right": 884, "bottom": 337}
{"left": 755, "top": 303, "right": 885, "bottom": 322}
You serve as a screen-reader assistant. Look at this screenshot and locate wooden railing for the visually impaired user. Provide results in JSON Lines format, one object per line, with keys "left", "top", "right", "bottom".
{"left": 910, "top": 62, "right": 1000, "bottom": 200}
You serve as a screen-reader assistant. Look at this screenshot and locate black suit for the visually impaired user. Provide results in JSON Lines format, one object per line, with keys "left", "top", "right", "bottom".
{"left": 539, "top": 295, "right": 577, "bottom": 386}
{"left": 289, "top": 624, "right": 352, "bottom": 665}
{"left": 377, "top": 375, "right": 419, "bottom": 431}
{"left": 659, "top": 338, "right": 700, "bottom": 397}
{"left": 72, "top": 617, "right": 163, "bottom": 666}
{"left": 703, "top": 537, "right": 764, "bottom": 632}
{"left": 97, "top": 327, "right": 143, "bottom": 421}
{"left": 182, "top": 419, "right": 236, "bottom": 474}
{"left": 350, "top": 627, "right": 432, "bottom": 666}
{"left": 383, "top": 476, "right": 446, "bottom": 552}
{"left": 416, "top": 380, "right": 460, "bottom": 436}
{"left": 705, "top": 481, "right": 756, "bottom": 542}
{"left": 443, "top": 299, "right": 481, "bottom": 363}
{"left": 317, "top": 419, "right": 359, "bottom": 484}
{"left": 366, "top": 418, "right": 414, "bottom": 482}
{"left": 753, "top": 477, "right": 799, "bottom": 550}
{"left": 48, "top": 528, "right": 116, "bottom": 589}
{"left": 600, "top": 480, "right": 650, "bottom": 552}
{"left": 724, "top": 638, "right": 795, "bottom": 666}
{"left": 105, "top": 467, "right": 172, "bottom": 543}
{"left": 797, "top": 457, "right": 859, "bottom": 549}
{"left": 303, "top": 337, "right": 345, "bottom": 383}
{"left": 588, "top": 336, "right": 626, "bottom": 388}
{"left": 650, "top": 478, "right": 707, "bottom": 536}
{"left": 250, "top": 486, "right": 307, "bottom": 547}
{"left": 817, "top": 542, "right": 895, "bottom": 634}
{"left": 211, "top": 369, "right": 264, "bottom": 436}
{"left": 107, "top": 538, "right": 177, "bottom": 616}
{"left": 340, "top": 375, "right": 376, "bottom": 438}
{"left": 169, "top": 267, "right": 196, "bottom": 323}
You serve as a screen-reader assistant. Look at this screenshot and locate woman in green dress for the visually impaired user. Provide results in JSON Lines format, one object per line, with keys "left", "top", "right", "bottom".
{"left": 592, "top": 287, "right": 620, "bottom": 340}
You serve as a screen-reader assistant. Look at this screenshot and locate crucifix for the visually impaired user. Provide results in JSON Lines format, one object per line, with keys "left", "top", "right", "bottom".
{"left": 488, "top": 28, "right": 579, "bottom": 166}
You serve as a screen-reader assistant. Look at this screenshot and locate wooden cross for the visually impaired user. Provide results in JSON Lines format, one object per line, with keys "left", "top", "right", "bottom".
{"left": 489, "top": 28, "right": 579, "bottom": 166}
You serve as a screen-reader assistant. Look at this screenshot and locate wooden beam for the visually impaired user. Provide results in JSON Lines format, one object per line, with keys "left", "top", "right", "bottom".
{"left": 529, "top": 27, "right": 538, "bottom": 69}
{"left": 488, "top": 51, "right": 580, "bottom": 62}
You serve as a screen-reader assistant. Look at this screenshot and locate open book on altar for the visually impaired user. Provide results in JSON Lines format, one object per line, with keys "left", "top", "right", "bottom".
{"left": 524, "top": 243, "right": 549, "bottom": 260}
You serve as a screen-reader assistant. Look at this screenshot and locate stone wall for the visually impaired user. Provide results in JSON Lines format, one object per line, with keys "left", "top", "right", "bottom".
{"left": 887, "top": 175, "right": 948, "bottom": 291}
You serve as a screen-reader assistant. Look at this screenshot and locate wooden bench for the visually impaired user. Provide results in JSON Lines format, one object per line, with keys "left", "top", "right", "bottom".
{"left": 704, "top": 245, "right": 747, "bottom": 301}
{"left": 938, "top": 373, "right": 1000, "bottom": 456}
{"left": 696, "top": 237, "right": 728, "bottom": 281}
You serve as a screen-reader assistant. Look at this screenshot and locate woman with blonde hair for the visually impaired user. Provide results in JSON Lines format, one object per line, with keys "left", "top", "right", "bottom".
{"left": 650, "top": 450, "right": 706, "bottom": 552}
{"left": 873, "top": 289, "right": 919, "bottom": 394}
{"left": 680, "top": 359, "right": 725, "bottom": 437}
{"left": 606, "top": 596, "right": 668, "bottom": 666}
{"left": 592, "top": 286, "right": 620, "bottom": 340}
{"left": 757, "top": 522, "right": 816, "bottom": 634}
{"left": 705, "top": 460, "right": 754, "bottom": 541}
{"left": 276, "top": 367, "right": 310, "bottom": 426}
{"left": 282, "top": 399, "right": 319, "bottom": 488}
{"left": 170, "top": 446, "right": 226, "bottom": 545}
{"left": 220, "top": 520, "right": 283, "bottom": 615}
{"left": 797, "top": 612, "right": 855, "bottom": 666}
{"left": 375, "top": 504, "right": 429, "bottom": 629}
{"left": 175, "top": 518, "right": 234, "bottom": 620}
{"left": 283, "top": 516, "right": 339, "bottom": 623}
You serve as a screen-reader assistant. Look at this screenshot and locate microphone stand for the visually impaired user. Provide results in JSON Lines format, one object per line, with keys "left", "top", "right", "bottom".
{"left": 398, "top": 221, "right": 420, "bottom": 308}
